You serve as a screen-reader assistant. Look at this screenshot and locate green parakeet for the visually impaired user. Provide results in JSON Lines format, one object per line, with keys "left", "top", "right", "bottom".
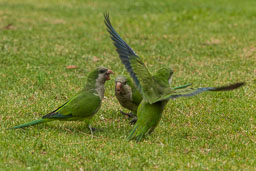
{"left": 10, "top": 66, "right": 114, "bottom": 131}
{"left": 104, "top": 13, "right": 245, "bottom": 141}
{"left": 115, "top": 75, "right": 191, "bottom": 124}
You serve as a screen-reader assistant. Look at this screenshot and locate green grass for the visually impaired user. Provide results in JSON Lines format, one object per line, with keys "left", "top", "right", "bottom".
{"left": 0, "top": 0, "right": 256, "bottom": 170}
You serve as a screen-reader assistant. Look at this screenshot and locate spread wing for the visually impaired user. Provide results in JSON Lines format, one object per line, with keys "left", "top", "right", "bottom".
{"left": 104, "top": 13, "right": 161, "bottom": 103}
{"left": 153, "top": 82, "right": 245, "bottom": 102}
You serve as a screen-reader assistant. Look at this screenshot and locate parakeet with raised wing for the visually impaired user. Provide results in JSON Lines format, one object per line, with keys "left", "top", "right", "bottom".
{"left": 10, "top": 66, "right": 113, "bottom": 131}
{"left": 104, "top": 13, "right": 245, "bottom": 141}
{"left": 115, "top": 75, "right": 191, "bottom": 124}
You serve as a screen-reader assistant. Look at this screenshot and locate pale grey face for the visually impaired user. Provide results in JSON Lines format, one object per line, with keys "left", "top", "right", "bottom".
{"left": 94, "top": 67, "right": 114, "bottom": 100}
{"left": 115, "top": 76, "right": 130, "bottom": 95}
{"left": 168, "top": 75, "right": 173, "bottom": 85}
{"left": 157, "top": 67, "right": 174, "bottom": 86}
{"left": 168, "top": 69, "right": 174, "bottom": 86}
{"left": 96, "top": 67, "right": 114, "bottom": 84}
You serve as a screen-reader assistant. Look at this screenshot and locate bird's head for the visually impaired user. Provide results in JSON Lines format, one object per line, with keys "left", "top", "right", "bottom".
{"left": 157, "top": 67, "right": 173, "bottom": 83}
{"left": 115, "top": 75, "right": 131, "bottom": 94}
{"left": 97, "top": 66, "right": 114, "bottom": 83}
{"left": 154, "top": 67, "right": 174, "bottom": 87}
{"left": 88, "top": 66, "right": 114, "bottom": 84}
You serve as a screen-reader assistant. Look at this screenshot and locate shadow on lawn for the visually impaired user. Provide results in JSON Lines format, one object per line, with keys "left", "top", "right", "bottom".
{"left": 5, "top": 109, "right": 141, "bottom": 141}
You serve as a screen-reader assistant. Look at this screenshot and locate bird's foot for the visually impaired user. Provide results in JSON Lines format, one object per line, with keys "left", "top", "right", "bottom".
{"left": 129, "top": 117, "right": 137, "bottom": 125}
{"left": 120, "top": 110, "right": 136, "bottom": 118}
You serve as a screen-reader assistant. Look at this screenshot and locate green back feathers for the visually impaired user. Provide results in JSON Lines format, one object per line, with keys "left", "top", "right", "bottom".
{"left": 128, "top": 56, "right": 162, "bottom": 104}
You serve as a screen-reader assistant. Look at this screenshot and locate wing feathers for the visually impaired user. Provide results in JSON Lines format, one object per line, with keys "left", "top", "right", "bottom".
{"left": 105, "top": 13, "right": 245, "bottom": 104}
{"left": 104, "top": 13, "right": 161, "bottom": 103}
{"left": 156, "top": 82, "right": 245, "bottom": 102}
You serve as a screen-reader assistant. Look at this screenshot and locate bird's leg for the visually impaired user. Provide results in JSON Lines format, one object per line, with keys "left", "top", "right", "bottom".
{"left": 148, "top": 127, "right": 156, "bottom": 135}
{"left": 120, "top": 110, "right": 136, "bottom": 118}
{"left": 129, "top": 117, "right": 137, "bottom": 125}
{"left": 88, "top": 125, "right": 96, "bottom": 134}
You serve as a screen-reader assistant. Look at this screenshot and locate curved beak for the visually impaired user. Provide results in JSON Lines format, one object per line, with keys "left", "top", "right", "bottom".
{"left": 107, "top": 69, "right": 114, "bottom": 75}
{"left": 115, "top": 82, "right": 122, "bottom": 93}
{"left": 106, "top": 69, "right": 114, "bottom": 80}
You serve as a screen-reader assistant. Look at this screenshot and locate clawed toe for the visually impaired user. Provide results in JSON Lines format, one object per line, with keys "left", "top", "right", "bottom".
{"left": 120, "top": 110, "right": 136, "bottom": 118}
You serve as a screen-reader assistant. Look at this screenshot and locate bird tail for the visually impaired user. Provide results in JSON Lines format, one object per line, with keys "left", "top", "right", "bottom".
{"left": 127, "top": 124, "right": 138, "bottom": 141}
{"left": 127, "top": 124, "right": 150, "bottom": 142}
{"left": 9, "top": 119, "right": 51, "bottom": 129}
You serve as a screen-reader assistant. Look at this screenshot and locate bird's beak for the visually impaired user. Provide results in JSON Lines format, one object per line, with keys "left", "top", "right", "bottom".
{"left": 105, "top": 69, "right": 114, "bottom": 80}
{"left": 116, "top": 82, "right": 122, "bottom": 93}
{"left": 107, "top": 69, "right": 114, "bottom": 75}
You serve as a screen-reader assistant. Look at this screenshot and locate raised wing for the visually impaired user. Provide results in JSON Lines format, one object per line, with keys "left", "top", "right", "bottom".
{"left": 104, "top": 13, "right": 161, "bottom": 103}
{"left": 154, "top": 82, "right": 245, "bottom": 102}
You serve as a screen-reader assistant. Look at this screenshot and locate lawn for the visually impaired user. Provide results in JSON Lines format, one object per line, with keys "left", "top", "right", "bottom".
{"left": 0, "top": 0, "right": 255, "bottom": 170}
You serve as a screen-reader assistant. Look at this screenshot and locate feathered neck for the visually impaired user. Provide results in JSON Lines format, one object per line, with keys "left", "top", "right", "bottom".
{"left": 84, "top": 71, "right": 105, "bottom": 99}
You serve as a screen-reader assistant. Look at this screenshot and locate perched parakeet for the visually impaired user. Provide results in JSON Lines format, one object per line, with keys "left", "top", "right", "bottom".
{"left": 104, "top": 13, "right": 245, "bottom": 141}
{"left": 10, "top": 66, "right": 113, "bottom": 131}
{"left": 115, "top": 75, "right": 191, "bottom": 124}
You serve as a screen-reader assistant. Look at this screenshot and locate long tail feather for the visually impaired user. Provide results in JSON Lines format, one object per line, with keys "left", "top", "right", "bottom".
{"left": 127, "top": 124, "right": 138, "bottom": 141}
{"left": 210, "top": 82, "right": 245, "bottom": 91}
{"left": 9, "top": 119, "right": 51, "bottom": 129}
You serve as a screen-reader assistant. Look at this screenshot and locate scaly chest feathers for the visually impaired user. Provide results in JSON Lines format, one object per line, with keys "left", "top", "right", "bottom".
{"left": 94, "top": 75, "right": 106, "bottom": 100}
{"left": 115, "top": 86, "right": 138, "bottom": 111}
{"left": 115, "top": 88, "right": 132, "bottom": 104}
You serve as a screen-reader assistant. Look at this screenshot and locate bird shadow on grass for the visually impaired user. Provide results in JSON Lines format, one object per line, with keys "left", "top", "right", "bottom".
{"left": 44, "top": 122, "right": 131, "bottom": 140}
{"left": 40, "top": 123, "right": 106, "bottom": 135}
{"left": 5, "top": 110, "right": 136, "bottom": 140}
{"left": 5, "top": 122, "right": 103, "bottom": 136}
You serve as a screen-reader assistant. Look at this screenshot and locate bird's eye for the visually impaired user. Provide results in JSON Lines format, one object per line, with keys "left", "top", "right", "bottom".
{"left": 124, "top": 81, "right": 127, "bottom": 85}
{"left": 100, "top": 70, "right": 105, "bottom": 74}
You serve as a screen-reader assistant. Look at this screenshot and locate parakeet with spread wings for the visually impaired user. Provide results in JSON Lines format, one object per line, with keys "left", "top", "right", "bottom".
{"left": 115, "top": 75, "right": 192, "bottom": 124}
{"left": 104, "top": 13, "right": 244, "bottom": 141}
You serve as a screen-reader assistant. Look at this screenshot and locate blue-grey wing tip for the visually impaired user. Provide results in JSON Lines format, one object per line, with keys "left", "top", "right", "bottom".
{"left": 104, "top": 12, "right": 109, "bottom": 20}
{"left": 210, "top": 82, "right": 245, "bottom": 91}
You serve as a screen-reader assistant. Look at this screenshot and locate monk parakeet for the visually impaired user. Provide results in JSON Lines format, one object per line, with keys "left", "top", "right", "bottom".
{"left": 115, "top": 75, "right": 142, "bottom": 123}
{"left": 10, "top": 66, "right": 114, "bottom": 132}
{"left": 104, "top": 13, "right": 245, "bottom": 141}
{"left": 115, "top": 75, "right": 191, "bottom": 124}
